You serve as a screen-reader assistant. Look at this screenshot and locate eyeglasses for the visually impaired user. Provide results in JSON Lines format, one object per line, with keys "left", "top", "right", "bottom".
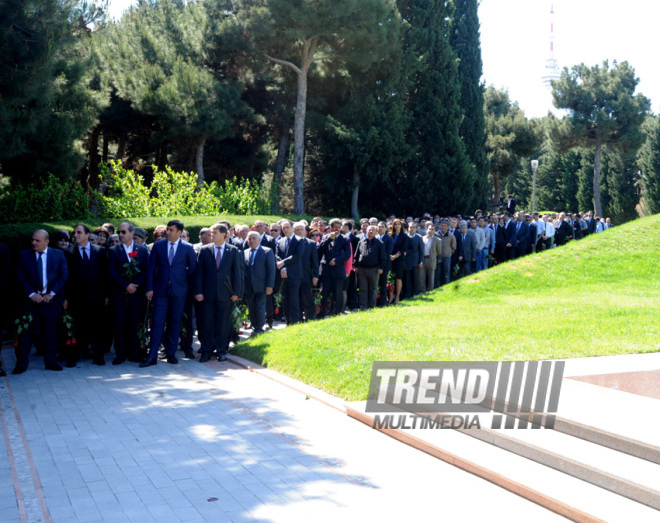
{"left": 118, "top": 230, "right": 128, "bottom": 234}
{"left": 311, "top": 233, "right": 320, "bottom": 237}
{"left": 271, "top": 229, "right": 280, "bottom": 232}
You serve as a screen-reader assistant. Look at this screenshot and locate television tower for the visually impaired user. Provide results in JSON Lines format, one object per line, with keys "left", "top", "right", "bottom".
{"left": 542, "top": 3, "right": 561, "bottom": 91}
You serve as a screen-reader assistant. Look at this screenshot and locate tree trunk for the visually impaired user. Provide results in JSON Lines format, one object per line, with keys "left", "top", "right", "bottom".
{"left": 492, "top": 173, "right": 501, "bottom": 208}
{"left": 593, "top": 135, "right": 603, "bottom": 216}
{"left": 88, "top": 127, "right": 100, "bottom": 180}
{"left": 195, "top": 136, "right": 206, "bottom": 186}
{"left": 351, "top": 165, "right": 360, "bottom": 220}
{"left": 272, "top": 124, "right": 290, "bottom": 214}
{"left": 116, "top": 134, "right": 126, "bottom": 161}
{"left": 293, "top": 70, "right": 307, "bottom": 215}
{"left": 102, "top": 131, "right": 109, "bottom": 164}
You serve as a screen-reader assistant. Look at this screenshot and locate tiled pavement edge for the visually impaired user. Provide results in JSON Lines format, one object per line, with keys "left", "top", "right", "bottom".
{"left": 0, "top": 345, "right": 563, "bottom": 523}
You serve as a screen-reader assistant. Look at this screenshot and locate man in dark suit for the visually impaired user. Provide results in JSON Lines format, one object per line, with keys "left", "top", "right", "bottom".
{"left": 515, "top": 212, "right": 529, "bottom": 258}
{"left": 276, "top": 220, "right": 305, "bottom": 324}
{"left": 244, "top": 232, "right": 275, "bottom": 334}
{"left": 354, "top": 225, "right": 385, "bottom": 310}
{"left": 377, "top": 221, "right": 394, "bottom": 307}
{"left": 14, "top": 229, "right": 68, "bottom": 373}
{"left": 65, "top": 224, "right": 108, "bottom": 366}
{"left": 455, "top": 221, "right": 478, "bottom": 277}
{"left": 108, "top": 222, "right": 149, "bottom": 365}
{"left": 141, "top": 220, "right": 197, "bottom": 367}
{"left": 526, "top": 215, "right": 537, "bottom": 255}
{"left": 404, "top": 222, "right": 424, "bottom": 298}
{"left": 504, "top": 212, "right": 517, "bottom": 261}
{"left": 0, "top": 243, "right": 10, "bottom": 376}
{"left": 195, "top": 223, "right": 244, "bottom": 362}
{"left": 318, "top": 218, "right": 351, "bottom": 316}
{"left": 293, "top": 222, "right": 319, "bottom": 321}
{"left": 506, "top": 195, "right": 516, "bottom": 215}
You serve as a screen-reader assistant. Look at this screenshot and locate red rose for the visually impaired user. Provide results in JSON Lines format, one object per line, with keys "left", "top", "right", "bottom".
{"left": 128, "top": 251, "right": 138, "bottom": 259}
{"left": 275, "top": 308, "right": 280, "bottom": 314}
{"left": 72, "top": 339, "right": 77, "bottom": 344}
{"left": 66, "top": 340, "right": 71, "bottom": 345}
{"left": 12, "top": 342, "right": 18, "bottom": 348}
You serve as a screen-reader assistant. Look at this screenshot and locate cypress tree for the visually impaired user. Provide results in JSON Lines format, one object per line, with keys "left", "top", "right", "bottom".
{"left": 398, "top": 0, "right": 475, "bottom": 215}
{"left": 450, "top": 0, "right": 488, "bottom": 209}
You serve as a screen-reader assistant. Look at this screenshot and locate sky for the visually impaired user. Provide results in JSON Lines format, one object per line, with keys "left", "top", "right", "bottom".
{"left": 107, "top": 0, "right": 660, "bottom": 119}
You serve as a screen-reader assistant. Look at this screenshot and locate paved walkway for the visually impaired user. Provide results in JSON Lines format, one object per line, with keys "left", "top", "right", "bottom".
{"left": 0, "top": 344, "right": 563, "bottom": 523}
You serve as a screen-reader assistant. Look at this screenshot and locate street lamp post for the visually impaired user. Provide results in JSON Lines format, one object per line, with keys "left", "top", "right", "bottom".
{"left": 531, "top": 159, "right": 539, "bottom": 214}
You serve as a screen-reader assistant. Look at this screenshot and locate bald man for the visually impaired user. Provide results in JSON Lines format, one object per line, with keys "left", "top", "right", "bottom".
{"left": 14, "top": 229, "right": 69, "bottom": 373}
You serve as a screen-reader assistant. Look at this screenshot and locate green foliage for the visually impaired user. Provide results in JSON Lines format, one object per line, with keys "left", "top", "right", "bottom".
{"left": 485, "top": 86, "right": 541, "bottom": 202}
{"left": 450, "top": 0, "right": 488, "bottom": 209}
{"left": 97, "top": 160, "right": 271, "bottom": 218}
{"left": 0, "top": 174, "right": 91, "bottom": 224}
{"left": 212, "top": 177, "right": 272, "bottom": 216}
{"left": 0, "top": 0, "right": 108, "bottom": 183}
{"left": 550, "top": 60, "right": 651, "bottom": 216}
{"left": 638, "top": 116, "right": 660, "bottom": 214}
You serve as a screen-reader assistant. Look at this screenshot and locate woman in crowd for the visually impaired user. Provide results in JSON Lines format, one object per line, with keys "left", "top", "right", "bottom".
{"left": 94, "top": 227, "right": 110, "bottom": 248}
{"left": 389, "top": 218, "right": 408, "bottom": 304}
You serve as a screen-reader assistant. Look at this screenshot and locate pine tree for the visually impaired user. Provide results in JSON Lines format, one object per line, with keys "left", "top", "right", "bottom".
{"left": 551, "top": 60, "right": 650, "bottom": 216}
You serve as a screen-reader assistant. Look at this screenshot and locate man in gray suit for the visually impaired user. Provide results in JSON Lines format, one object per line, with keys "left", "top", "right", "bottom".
{"left": 420, "top": 223, "right": 442, "bottom": 292}
{"left": 456, "top": 220, "right": 478, "bottom": 277}
{"left": 244, "top": 232, "right": 275, "bottom": 335}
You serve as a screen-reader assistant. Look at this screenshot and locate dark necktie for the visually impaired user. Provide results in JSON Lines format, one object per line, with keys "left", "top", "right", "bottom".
{"left": 215, "top": 247, "right": 222, "bottom": 269}
{"left": 250, "top": 248, "right": 256, "bottom": 266}
{"left": 169, "top": 242, "right": 175, "bottom": 265}
{"left": 37, "top": 252, "right": 44, "bottom": 292}
{"left": 81, "top": 246, "right": 89, "bottom": 265}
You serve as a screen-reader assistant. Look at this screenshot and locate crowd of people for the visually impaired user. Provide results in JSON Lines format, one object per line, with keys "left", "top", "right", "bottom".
{"left": 0, "top": 202, "right": 613, "bottom": 376}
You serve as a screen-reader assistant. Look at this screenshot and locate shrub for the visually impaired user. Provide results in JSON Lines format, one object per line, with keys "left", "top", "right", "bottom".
{"left": 97, "top": 162, "right": 271, "bottom": 218}
{"left": 0, "top": 174, "right": 91, "bottom": 224}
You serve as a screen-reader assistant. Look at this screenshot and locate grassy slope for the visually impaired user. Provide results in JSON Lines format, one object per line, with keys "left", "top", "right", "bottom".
{"left": 234, "top": 215, "right": 660, "bottom": 401}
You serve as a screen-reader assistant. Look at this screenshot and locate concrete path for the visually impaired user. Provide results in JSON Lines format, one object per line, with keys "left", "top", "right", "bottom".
{"left": 0, "top": 344, "right": 563, "bottom": 523}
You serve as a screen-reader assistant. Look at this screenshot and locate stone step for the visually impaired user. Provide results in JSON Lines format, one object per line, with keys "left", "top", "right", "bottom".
{"left": 347, "top": 402, "right": 660, "bottom": 522}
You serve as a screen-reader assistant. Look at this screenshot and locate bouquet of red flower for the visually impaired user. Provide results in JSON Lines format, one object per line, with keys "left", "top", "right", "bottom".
{"left": 62, "top": 311, "right": 76, "bottom": 346}
{"left": 123, "top": 250, "right": 141, "bottom": 281}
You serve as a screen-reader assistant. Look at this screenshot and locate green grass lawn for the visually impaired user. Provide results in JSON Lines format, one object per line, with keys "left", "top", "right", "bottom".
{"left": 234, "top": 215, "right": 660, "bottom": 401}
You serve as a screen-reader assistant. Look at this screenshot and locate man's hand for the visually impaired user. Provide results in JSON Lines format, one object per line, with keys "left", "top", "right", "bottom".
{"left": 195, "top": 294, "right": 204, "bottom": 302}
{"left": 43, "top": 294, "right": 53, "bottom": 304}
{"left": 329, "top": 259, "right": 336, "bottom": 266}
{"left": 231, "top": 295, "right": 239, "bottom": 302}
{"left": 312, "top": 277, "right": 318, "bottom": 286}
{"left": 281, "top": 269, "right": 288, "bottom": 278}
{"left": 276, "top": 260, "right": 284, "bottom": 269}
{"left": 377, "top": 269, "right": 383, "bottom": 275}
{"left": 266, "top": 287, "right": 273, "bottom": 295}
{"left": 31, "top": 294, "right": 44, "bottom": 304}
{"left": 62, "top": 299, "right": 68, "bottom": 310}
{"left": 126, "top": 283, "right": 138, "bottom": 294}
{"left": 459, "top": 256, "right": 463, "bottom": 262}
{"left": 506, "top": 243, "right": 512, "bottom": 248}
{"left": 145, "top": 290, "right": 153, "bottom": 301}
{"left": 418, "top": 263, "right": 423, "bottom": 269}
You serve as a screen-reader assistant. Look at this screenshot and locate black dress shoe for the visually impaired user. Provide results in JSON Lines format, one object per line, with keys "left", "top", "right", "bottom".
{"left": 45, "top": 363, "right": 63, "bottom": 371}
{"left": 12, "top": 367, "right": 27, "bottom": 375}
{"left": 128, "top": 355, "right": 146, "bottom": 364}
{"left": 139, "top": 358, "right": 157, "bottom": 368}
{"left": 112, "top": 357, "right": 126, "bottom": 365}
{"left": 218, "top": 354, "right": 227, "bottom": 362}
{"left": 65, "top": 361, "right": 77, "bottom": 368}
{"left": 199, "top": 353, "right": 211, "bottom": 363}
{"left": 166, "top": 355, "right": 178, "bottom": 365}
{"left": 92, "top": 358, "right": 106, "bottom": 366}
{"left": 183, "top": 350, "right": 195, "bottom": 359}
